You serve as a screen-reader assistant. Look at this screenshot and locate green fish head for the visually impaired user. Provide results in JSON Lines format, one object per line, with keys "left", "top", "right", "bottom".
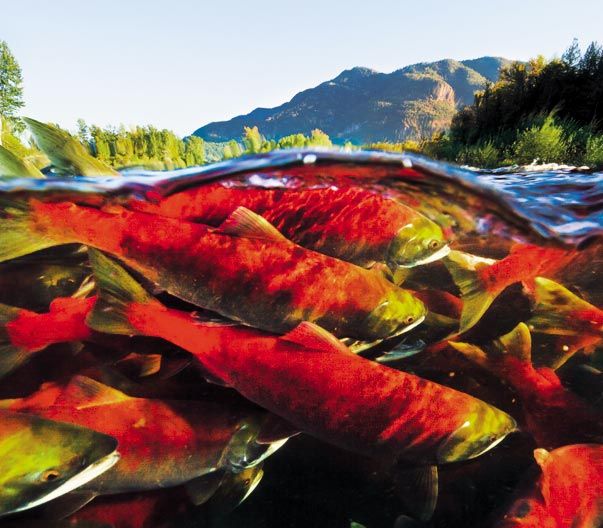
{"left": 221, "top": 422, "right": 288, "bottom": 473}
{"left": 363, "top": 290, "right": 427, "bottom": 340}
{"left": 386, "top": 216, "right": 450, "bottom": 270}
{"left": 0, "top": 412, "right": 119, "bottom": 517}
{"left": 436, "top": 401, "right": 517, "bottom": 464}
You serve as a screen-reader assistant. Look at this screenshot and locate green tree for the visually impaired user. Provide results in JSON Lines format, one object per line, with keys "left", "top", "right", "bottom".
{"left": 223, "top": 140, "right": 242, "bottom": 159}
{"left": 184, "top": 136, "right": 205, "bottom": 166}
{"left": 0, "top": 41, "right": 24, "bottom": 130}
{"left": 307, "top": 129, "right": 332, "bottom": 147}
{"left": 243, "top": 126, "right": 264, "bottom": 153}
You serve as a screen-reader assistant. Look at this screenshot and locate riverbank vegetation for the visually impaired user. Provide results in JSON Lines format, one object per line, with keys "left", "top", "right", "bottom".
{"left": 370, "top": 40, "right": 603, "bottom": 168}
{"left": 1, "top": 38, "right": 601, "bottom": 170}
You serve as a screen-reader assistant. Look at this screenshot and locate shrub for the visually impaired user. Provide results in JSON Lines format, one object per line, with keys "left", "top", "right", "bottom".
{"left": 584, "top": 134, "right": 603, "bottom": 168}
{"left": 512, "top": 116, "right": 568, "bottom": 164}
{"left": 458, "top": 141, "right": 500, "bottom": 168}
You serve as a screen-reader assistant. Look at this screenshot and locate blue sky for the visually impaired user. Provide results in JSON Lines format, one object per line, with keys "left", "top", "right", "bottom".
{"left": 2, "top": 0, "right": 601, "bottom": 136}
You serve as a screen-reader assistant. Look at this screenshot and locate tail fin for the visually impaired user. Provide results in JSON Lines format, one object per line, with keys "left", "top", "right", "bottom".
{"left": 529, "top": 277, "right": 602, "bottom": 336}
{"left": 23, "top": 118, "right": 119, "bottom": 177}
{"left": 448, "top": 323, "right": 532, "bottom": 374}
{"left": 444, "top": 251, "right": 498, "bottom": 333}
{"left": 87, "top": 249, "right": 154, "bottom": 335}
{"left": 0, "top": 196, "right": 59, "bottom": 262}
{"left": 0, "top": 303, "right": 30, "bottom": 377}
{"left": 0, "top": 145, "right": 44, "bottom": 178}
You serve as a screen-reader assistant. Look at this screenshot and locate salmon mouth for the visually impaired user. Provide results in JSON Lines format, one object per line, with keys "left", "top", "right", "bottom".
{"left": 398, "top": 244, "right": 451, "bottom": 268}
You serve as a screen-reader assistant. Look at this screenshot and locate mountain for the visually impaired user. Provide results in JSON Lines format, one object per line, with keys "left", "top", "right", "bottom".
{"left": 192, "top": 57, "right": 513, "bottom": 144}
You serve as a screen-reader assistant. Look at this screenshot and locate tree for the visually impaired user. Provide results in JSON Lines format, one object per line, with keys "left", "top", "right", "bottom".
{"left": 184, "top": 136, "right": 205, "bottom": 166}
{"left": 0, "top": 41, "right": 24, "bottom": 129}
{"left": 76, "top": 118, "right": 90, "bottom": 144}
{"left": 243, "top": 126, "right": 264, "bottom": 153}
{"left": 307, "top": 129, "right": 332, "bottom": 147}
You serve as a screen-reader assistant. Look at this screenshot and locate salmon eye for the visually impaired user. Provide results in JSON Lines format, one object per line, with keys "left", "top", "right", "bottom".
{"left": 428, "top": 240, "right": 441, "bottom": 250}
{"left": 41, "top": 470, "right": 60, "bottom": 482}
{"left": 404, "top": 316, "right": 415, "bottom": 325}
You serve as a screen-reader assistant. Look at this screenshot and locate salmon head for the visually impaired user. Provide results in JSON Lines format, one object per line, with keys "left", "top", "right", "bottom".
{"left": 362, "top": 289, "right": 427, "bottom": 340}
{"left": 436, "top": 400, "right": 517, "bottom": 464}
{"left": 386, "top": 214, "right": 450, "bottom": 270}
{"left": 0, "top": 410, "right": 119, "bottom": 517}
{"left": 220, "top": 421, "right": 289, "bottom": 473}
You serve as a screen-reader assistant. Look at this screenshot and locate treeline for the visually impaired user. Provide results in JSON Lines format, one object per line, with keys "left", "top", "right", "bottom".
{"left": 221, "top": 126, "right": 334, "bottom": 159}
{"left": 369, "top": 41, "right": 603, "bottom": 168}
{"left": 76, "top": 120, "right": 205, "bottom": 169}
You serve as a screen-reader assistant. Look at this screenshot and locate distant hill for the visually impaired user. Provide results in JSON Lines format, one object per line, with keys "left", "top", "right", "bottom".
{"left": 192, "top": 57, "right": 513, "bottom": 144}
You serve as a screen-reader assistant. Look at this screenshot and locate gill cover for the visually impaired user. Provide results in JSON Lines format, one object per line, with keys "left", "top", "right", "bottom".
{"left": 436, "top": 401, "right": 517, "bottom": 464}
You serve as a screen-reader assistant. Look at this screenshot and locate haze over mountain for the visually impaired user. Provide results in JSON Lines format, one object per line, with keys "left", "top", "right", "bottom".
{"left": 192, "top": 57, "right": 513, "bottom": 144}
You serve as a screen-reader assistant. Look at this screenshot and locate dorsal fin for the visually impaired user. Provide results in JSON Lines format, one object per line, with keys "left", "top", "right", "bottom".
{"left": 498, "top": 323, "right": 532, "bottom": 362}
{"left": 281, "top": 322, "right": 350, "bottom": 354}
{"left": 215, "top": 207, "right": 287, "bottom": 243}
{"left": 55, "top": 375, "right": 132, "bottom": 409}
{"left": 534, "top": 277, "right": 596, "bottom": 313}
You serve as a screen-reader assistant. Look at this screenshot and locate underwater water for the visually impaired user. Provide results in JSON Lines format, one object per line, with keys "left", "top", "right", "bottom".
{"left": 0, "top": 150, "right": 601, "bottom": 528}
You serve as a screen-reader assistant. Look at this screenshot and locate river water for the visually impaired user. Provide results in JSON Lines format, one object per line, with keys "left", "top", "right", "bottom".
{"left": 0, "top": 150, "right": 601, "bottom": 527}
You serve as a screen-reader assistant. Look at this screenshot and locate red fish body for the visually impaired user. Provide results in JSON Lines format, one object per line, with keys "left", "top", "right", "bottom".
{"left": 87, "top": 250, "right": 517, "bottom": 465}
{"left": 496, "top": 444, "right": 603, "bottom": 528}
{"left": 6, "top": 198, "right": 426, "bottom": 340}
{"left": 502, "top": 359, "right": 603, "bottom": 448}
{"left": 449, "top": 324, "right": 603, "bottom": 448}
{"left": 128, "top": 183, "right": 449, "bottom": 269}
{"left": 0, "top": 296, "right": 96, "bottom": 377}
{"left": 4, "top": 296, "right": 95, "bottom": 352}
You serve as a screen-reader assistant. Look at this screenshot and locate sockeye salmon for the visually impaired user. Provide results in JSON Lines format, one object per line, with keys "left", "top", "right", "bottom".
{"left": 127, "top": 183, "right": 450, "bottom": 271}
{"left": 0, "top": 198, "right": 426, "bottom": 340}
{"left": 4, "top": 376, "right": 290, "bottom": 501}
{"left": 449, "top": 323, "right": 603, "bottom": 448}
{"left": 0, "top": 296, "right": 96, "bottom": 377}
{"left": 445, "top": 246, "right": 575, "bottom": 333}
{"left": 496, "top": 444, "right": 603, "bottom": 528}
{"left": 86, "top": 250, "right": 517, "bottom": 466}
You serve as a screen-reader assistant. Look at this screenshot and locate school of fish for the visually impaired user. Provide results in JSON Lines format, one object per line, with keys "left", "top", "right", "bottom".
{"left": 0, "top": 119, "right": 600, "bottom": 527}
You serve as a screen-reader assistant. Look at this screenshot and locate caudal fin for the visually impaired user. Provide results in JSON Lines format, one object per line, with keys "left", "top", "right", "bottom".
{"left": 23, "top": 118, "right": 120, "bottom": 177}
{"left": 529, "top": 277, "right": 602, "bottom": 336}
{"left": 444, "top": 251, "right": 498, "bottom": 334}
{"left": 0, "top": 303, "right": 30, "bottom": 377}
{"left": 0, "top": 145, "right": 44, "bottom": 178}
{"left": 0, "top": 196, "right": 59, "bottom": 262}
{"left": 87, "top": 249, "right": 154, "bottom": 335}
{"left": 448, "top": 322, "right": 532, "bottom": 375}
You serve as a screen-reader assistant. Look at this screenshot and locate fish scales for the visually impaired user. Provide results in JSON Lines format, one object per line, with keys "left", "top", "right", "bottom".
{"left": 26, "top": 199, "right": 422, "bottom": 339}
{"left": 130, "top": 184, "right": 429, "bottom": 267}
{"left": 8, "top": 380, "right": 279, "bottom": 496}
{"left": 85, "top": 252, "right": 515, "bottom": 466}
{"left": 121, "top": 301, "right": 515, "bottom": 464}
